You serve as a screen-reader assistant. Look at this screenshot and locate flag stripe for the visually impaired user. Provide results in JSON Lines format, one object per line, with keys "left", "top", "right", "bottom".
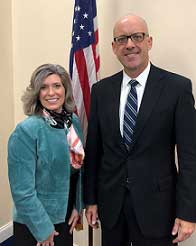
{"left": 72, "top": 58, "right": 88, "bottom": 137}
{"left": 92, "top": 32, "right": 100, "bottom": 75}
{"left": 74, "top": 49, "right": 91, "bottom": 118}
{"left": 83, "top": 46, "right": 97, "bottom": 89}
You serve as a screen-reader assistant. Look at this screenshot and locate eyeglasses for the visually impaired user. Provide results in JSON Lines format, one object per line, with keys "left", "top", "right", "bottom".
{"left": 114, "top": 32, "right": 148, "bottom": 45}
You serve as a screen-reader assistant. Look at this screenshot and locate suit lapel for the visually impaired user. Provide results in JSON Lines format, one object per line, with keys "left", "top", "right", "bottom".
{"left": 110, "top": 71, "right": 127, "bottom": 152}
{"left": 130, "top": 65, "right": 165, "bottom": 148}
{"left": 111, "top": 71, "right": 123, "bottom": 136}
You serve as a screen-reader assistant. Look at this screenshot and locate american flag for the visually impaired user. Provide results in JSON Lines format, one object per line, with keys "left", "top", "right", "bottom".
{"left": 69, "top": 0, "right": 100, "bottom": 141}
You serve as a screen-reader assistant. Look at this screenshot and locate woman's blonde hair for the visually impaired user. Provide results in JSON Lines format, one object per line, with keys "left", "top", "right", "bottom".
{"left": 22, "top": 64, "right": 75, "bottom": 115}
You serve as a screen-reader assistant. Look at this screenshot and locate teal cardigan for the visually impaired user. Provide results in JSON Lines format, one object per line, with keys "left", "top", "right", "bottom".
{"left": 8, "top": 114, "right": 84, "bottom": 242}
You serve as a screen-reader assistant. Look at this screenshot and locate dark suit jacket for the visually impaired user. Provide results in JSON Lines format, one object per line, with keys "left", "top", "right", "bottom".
{"left": 84, "top": 64, "right": 196, "bottom": 238}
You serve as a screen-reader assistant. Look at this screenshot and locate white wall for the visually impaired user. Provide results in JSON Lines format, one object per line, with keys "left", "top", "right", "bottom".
{"left": 0, "top": 0, "right": 13, "bottom": 229}
{"left": 12, "top": 0, "right": 74, "bottom": 122}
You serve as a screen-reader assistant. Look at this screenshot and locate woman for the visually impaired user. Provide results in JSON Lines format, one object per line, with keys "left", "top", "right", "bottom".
{"left": 8, "top": 64, "right": 84, "bottom": 246}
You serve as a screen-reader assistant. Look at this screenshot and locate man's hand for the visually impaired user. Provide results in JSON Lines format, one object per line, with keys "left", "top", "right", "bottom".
{"left": 85, "top": 205, "right": 99, "bottom": 229}
{"left": 172, "top": 218, "right": 195, "bottom": 243}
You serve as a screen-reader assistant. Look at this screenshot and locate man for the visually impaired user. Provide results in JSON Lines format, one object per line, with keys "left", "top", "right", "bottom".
{"left": 84, "top": 14, "right": 196, "bottom": 246}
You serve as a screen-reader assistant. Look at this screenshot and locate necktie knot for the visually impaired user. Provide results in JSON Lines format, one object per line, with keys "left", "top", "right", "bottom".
{"left": 130, "top": 79, "right": 138, "bottom": 88}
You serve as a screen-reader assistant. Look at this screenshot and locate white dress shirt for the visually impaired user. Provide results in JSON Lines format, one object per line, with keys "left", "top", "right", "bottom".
{"left": 119, "top": 62, "right": 151, "bottom": 136}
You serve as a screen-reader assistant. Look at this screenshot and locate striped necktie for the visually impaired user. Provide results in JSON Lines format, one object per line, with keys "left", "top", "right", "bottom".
{"left": 123, "top": 80, "right": 138, "bottom": 149}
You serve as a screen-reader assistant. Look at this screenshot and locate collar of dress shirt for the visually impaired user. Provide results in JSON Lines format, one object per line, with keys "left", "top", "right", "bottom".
{"left": 122, "top": 62, "right": 151, "bottom": 88}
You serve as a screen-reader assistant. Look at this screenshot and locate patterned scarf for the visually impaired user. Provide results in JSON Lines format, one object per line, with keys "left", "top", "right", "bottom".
{"left": 42, "top": 108, "right": 84, "bottom": 169}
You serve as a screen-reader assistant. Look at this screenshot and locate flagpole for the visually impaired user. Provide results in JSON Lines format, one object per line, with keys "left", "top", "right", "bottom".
{"left": 89, "top": 226, "right": 93, "bottom": 246}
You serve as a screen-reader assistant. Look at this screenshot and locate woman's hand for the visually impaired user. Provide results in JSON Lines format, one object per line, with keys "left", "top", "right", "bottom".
{"left": 36, "top": 230, "right": 59, "bottom": 246}
{"left": 68, "top": 208, "right": 80, "bottom": 234}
